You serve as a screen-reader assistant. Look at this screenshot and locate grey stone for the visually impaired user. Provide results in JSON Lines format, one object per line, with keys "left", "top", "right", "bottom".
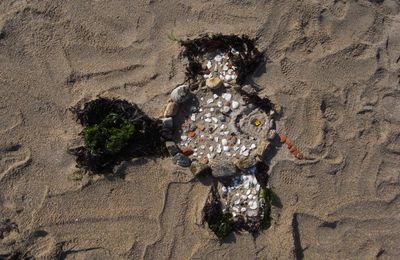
{"left": 173, "top": 153, "right": 191, "bottom": 167}
{"left": 165, "top": 141, "right": 180, "bottom": 156}
{"left": 163, "top": 101, "right": 179, "bottom": 117}
{"left": 242, "top": 84, "right": 257, "bottom": 95}
{"left": 170, "top": 85, "right": 190, "bottom": 103}
{"left": 211, "top": 161, "right": 238, "bottom": 178}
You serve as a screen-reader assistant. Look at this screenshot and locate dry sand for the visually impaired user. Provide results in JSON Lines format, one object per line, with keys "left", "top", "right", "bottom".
{"left": 1, "top": 0, "right": 400, "bottom": 259}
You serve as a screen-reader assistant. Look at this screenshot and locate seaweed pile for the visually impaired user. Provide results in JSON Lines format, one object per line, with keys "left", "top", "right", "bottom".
{"left": 70, "top": 98, "right": 165, "bottom": 172}
{"left": 180, "top": 34, "right": 264, "bottom": 85}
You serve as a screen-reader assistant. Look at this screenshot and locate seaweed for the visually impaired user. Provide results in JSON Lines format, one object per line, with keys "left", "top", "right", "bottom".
{"left": 180, "top": 34, "right": 264, "bottom": 85}
{"left": 203, "top": 186, "right": 234, "bottom": 239}
{"left": 260, "top": 187, "right": 280, "bottom": 229}
{"left": 209, "top": 213, "right": 234, "bottom": 239}
{"left": 70, "top": 98, "right": 165, "bottom": 172}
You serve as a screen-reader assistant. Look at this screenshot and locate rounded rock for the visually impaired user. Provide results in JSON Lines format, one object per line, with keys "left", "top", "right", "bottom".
{"left": 170, "top": 85, "right": 190, "bottom": 103}
{"left": 163, "top": 101, "right": 179, "bottom": 117}
{"left": 206, "top": 77, "right": 222, "bottom": 89}
{"left": 210, "top": 161, "right": 238, "bottom": 178}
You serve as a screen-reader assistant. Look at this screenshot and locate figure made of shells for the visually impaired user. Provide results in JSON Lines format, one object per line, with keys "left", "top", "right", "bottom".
{"left": 163, "top": 35, "right": 307, "bottom": 237}
{"left": 71, "top": 34, "right": 306, "bottom": 239}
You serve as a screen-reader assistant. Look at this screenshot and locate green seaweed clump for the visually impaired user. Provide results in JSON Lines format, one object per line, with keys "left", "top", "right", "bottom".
{"left": 84, "top": 113, "right": 135, "bottom": 155}
{"left": 209, "top": 213, "right": 234, "bottom": 239}
{"left": 260, "top": 187, "right": 279, "bottom": 229}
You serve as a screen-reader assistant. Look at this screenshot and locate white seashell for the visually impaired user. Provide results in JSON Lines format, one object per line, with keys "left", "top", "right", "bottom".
{"left": 210, "top": 108, "right": 215, "bottom": 112}
{"left": 241, "top": 195, "right": 247, "bottom": 200}
{"left": 256, "top": 184, "right": 260, "bottom": 192}
{"left": 223, "top": 64, "right": 228, "bottom": 71}
{"left": 211, "top": 117, "right": 218, "bottom": 123}
{"left": 200, "top": 145, "right": 205, "bottom": 149}
{"left": 252, "top": 178, "right": 258, "bottom": 185}
{"left": 250, "top": 144, "right": 257, "bottom": 149}
{"left": 222, "top": 186, "right": 227, "bottom": 193}
{"left": 221, "top": 139, "right": 228, "bottom": 146}
{"left": 246, "top": 190, "right": 251, "bottom": 195}
{"left": 237, "top": 139, "right": 241, "bottom": 145}
{"left": 190, "top": 114, "right": 196, "bottom": 121}
{"left": 234, "top": 199, "right": 240, "bottom": 205}
{"left": 244, "top": 182, "right": 250, "bottom": 189}
{"left": 227, "top": 69, "right": 233, "bottom": 74}
{"left": 232, "top": 74, "right": 237, "bottom": 79}
{"left": 203, "top": 73, "right": 212, "bottom": 79}
{"left": 213, "top": 94, "right": 218, "bottom": 99}
{"left": 214, "top": 55, "right": 223, "bottom": 62}
{"left": 224, "top": 131, "right": 229, "bottom": 135}
{"left": 240, "top": 207, "right": 247, "bottom": 212}
{"left": 204, "top": 118, "right": 211, "bottom": 123}
{"left": 226, "top": 152, "right": 232, "bottom": 157}
{"left": 181, "top": 135, "right": 188, "bottom": 141}
{"left": 214, "top": 137, "right": 219, "bottom": 142}
{"left": 219, "top": 75, "right": 224, "bottom": 80}
{"left": 207, "top": 153, "right": 216, "bottom": 159}
{"left": 222, "top": 93, "right": 232, "bottom": 101}
{"left": 240, "top": 145, "right": 246, "bottom": 152}
{"left": 217, "top": 101, "right": 223, "bottom": 107}
{"left": 205, "top": 113, "right": 211, "bottom": 118}
{"left": 231, "top": 101, "right": 240, "bottom": 109}
{"left": 242, "top": 150, "right": 249, "bottom": 157}
{"left": 222, "top": 106, "right": 230, "bottom": 113}
{"left": 225, "top": 74, "right": 232, "bottom": 81}
{"left": 249, "top": 201, "right": 258, "bottom": 210}
{"left": 223, "top": 146, "right": 230, "bottom": 152}
{"left": 199, "top": 108, "right": 203, "bottom": 112}
{"left": 207, "top": 98, "right": 214, "bottom": 104}
{"left": 209, "top": 146, "right": 214, "bottom": 152}
{"left": 232, "top": 206, "right": 239, "bottom": 212}
{"left": 247, "top": 209, "right": 258, "bottom": 217}
{"left": 207, "top": 60, "right": 212, "bottom": 69}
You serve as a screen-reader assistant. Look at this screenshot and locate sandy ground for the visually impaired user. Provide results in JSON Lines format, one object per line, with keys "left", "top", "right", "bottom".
{"left": 1, "top": 0, "right": 400, "bottom": 259}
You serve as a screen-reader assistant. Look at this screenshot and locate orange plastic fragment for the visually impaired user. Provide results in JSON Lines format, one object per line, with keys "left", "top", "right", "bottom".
{"left": 290, "top": 146, "right": 297, "bottom": 153}
{"left": 279, "top": 134, "right": 286, "bottom": 143}
{"left": 187, "top": 131, "right": 196, "bottom": 138}
{"left": 181, "top": 147, "right": 194, "bottom": 156}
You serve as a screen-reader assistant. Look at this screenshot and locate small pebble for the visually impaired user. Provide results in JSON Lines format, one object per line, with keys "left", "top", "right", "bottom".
{"left": 231, "top": 101, "right": 240, "bottom": 109}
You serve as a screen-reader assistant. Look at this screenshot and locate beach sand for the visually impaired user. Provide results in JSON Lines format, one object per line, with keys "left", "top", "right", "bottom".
{"left": 1, "top": 0, "right": 400, "bottom": 259}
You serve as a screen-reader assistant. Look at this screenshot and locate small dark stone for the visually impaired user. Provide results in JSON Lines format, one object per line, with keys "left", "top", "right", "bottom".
{"left": 165, "top": 141, "right": 180, "bottom": 156}
{"left": 173, "top": 153, "right": 191, "bottom": 167}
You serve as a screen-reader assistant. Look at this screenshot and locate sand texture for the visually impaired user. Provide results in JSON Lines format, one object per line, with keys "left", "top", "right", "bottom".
{"left": 1, "top": 0, "right": 400, "bottom": 259}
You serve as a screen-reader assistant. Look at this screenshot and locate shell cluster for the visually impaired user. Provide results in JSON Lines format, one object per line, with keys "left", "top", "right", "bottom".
{"left": 222, "top": 173, "right": 264, "bottom": 219}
